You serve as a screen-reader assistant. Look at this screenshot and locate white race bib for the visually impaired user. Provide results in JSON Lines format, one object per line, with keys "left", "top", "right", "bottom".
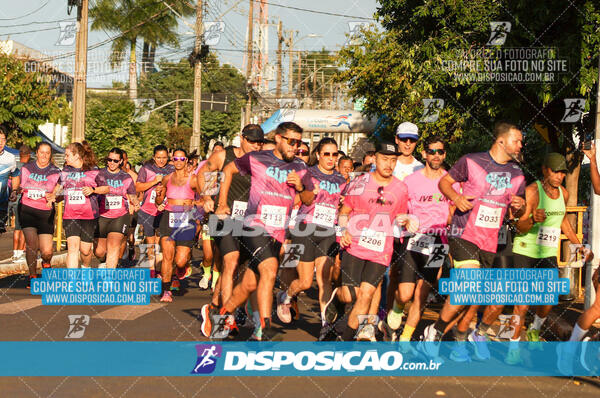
{"left": 313, "top": 204, "right": 336, "bottom": 228}
{"left": 407, "top": 233, "right": 434, "bottom": 255}
{"left": 105, "top": 195, "right": 122, "bottom": 210}
{"left": 231, "top": 200, "right": 248, "bottom": 220}
{"left": 536, "top": 226, "right": 561, "bottom": 247}
{"left": 149, "top": 189, "right": 157, "bottom": 204}
{"left": 67, "top": 189, "right": 85, "bottom": 205}
{"left": 169, "top": 212, "right": 189, "bottom": 228}
{"left": 260, "top": 205, "right": 286, "bottom": 229}
{"left": 26, "top": 189, "right": 45, "bottom": 200}
{"left": 498, "top": 225, "right": 508, "bottom": 245}
{"left": 425, "top": 243, "right": 449, "bottom": 268}
{"left": 474, "top": 205, "right": 502, "bottom": 229}
{"left": 358, "top": 229, "right": 385, "bottom": 252}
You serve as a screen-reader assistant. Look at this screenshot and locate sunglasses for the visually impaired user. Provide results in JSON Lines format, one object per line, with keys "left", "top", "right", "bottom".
{"left": 106, "top": 158, "right": 121, "bottom": 164}
{"left": 376, "top": 186, "right": 386, "bottom": 205}
{"left": 398, "top": 137, "right": 417, "bottom": 144}
{"left": 322, "top": 152, "right": 339, "bottom": 157}
{"left": 173, "top": 156, "right": 187, "bottom": 162}
{"left": 426, "top": 148, "right": 446, "bottom": 155}
{"left": 297, "top": 149, "right": 309, "bottom": 156}
{"left": 280, "top": 136, "right": 303, "bottom": 147}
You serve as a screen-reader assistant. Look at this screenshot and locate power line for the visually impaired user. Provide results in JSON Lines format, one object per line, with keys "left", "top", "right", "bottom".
{"left": 0, "top": 1, "right": 49, "bottom": 21}
{"left": 250, "top": 0, "right": 375, "bottom": 20}
{"left": 0, "top": 17, "right": 76, "bottom": 28}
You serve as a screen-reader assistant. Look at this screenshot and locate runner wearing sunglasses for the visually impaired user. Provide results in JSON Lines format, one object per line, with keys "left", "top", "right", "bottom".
{"left": 94, "top": 148, "right": 139, "bottom": 269}
{"left": 198, "top": 124, "right": 264, "bottom": 337}
{"left": 155, "top": 148, "right": 202, "bottom": 302}
{"left": 384, "top": 122, "right": 426, "bottom": 334}
{"left": 384, "top": 136, "right": 453, "bottom": 348}
{"left": 296, "top": 142, "right": 310, "bottom": 163}
{"left": 211, "top": 122, "right": 315, "bottom": 340}
{"left": 276, "top": 138, "right": 346, "bottom": 333}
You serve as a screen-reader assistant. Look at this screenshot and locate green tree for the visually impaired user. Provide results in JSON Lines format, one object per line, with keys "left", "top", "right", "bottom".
{"left": 139, "top": 54, "right": 246, "bottom": 152}
{"left": 90, "top": 0, "right": 193, "bottom": 100}
{"left": 0, "top": 54, "right": 68, "bottom": 147}
{"left": 85, "top": 97, "right": 167, "bottom": 165}
{"left": 338, "top": 0, "right": 600, "bottom": 204}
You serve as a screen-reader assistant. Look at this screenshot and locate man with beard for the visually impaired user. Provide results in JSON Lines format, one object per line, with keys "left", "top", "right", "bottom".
{"left": 419, "top": 121, "right": 526, "bottom": 362}
{"left": 210, "top": 122, "right": 315, "bottom": 340}
{"left": 384, "top": 136, "right": 453, "bottom": 347}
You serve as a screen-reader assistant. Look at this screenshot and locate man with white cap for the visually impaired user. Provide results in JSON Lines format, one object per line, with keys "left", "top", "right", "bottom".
{"left": 381, "top": 122, "right": 425, "bottom": 329}
{"left": 393, "top": 122, "right": 424, "bottom": 180}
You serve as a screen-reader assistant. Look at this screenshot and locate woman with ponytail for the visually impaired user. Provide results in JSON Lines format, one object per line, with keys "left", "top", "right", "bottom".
{"left": 60, "top": 142, "right": 108, "bottom": 268}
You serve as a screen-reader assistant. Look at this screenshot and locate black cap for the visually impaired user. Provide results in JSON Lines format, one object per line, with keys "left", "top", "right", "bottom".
{"left": 241, "top": 125, "right": 265, "bottom": 142}
{"left": 375, "top": 142, "right": 399, "bottom": 155}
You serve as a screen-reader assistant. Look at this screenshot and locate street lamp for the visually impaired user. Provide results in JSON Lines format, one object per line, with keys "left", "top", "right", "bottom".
{"left": 285, "top": 32, "right": 321, "bottom": 94}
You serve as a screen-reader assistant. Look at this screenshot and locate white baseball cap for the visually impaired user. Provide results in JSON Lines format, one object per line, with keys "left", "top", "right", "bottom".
{"left": 395, "top": 122, "right": 419, "bottom": 140}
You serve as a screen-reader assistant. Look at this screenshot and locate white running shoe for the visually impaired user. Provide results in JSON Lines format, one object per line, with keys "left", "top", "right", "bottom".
{"left": 198, "top": 275, "right": 211, "bottom": 290}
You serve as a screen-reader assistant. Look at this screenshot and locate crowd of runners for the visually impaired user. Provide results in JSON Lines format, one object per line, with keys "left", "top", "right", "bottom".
{"left": 1, "top": 120, "right": 599, "bottom": 366}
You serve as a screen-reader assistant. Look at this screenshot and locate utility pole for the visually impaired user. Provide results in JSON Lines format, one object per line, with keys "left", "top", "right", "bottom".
{"left": 71, "top": 0, "right": 89, "bottom": 143}
{"left": 174, "top": 94, "right": 179, "bottom": 128}
{"left": 297, "top": 52, "right": 302, "bottom": 97}
{"left": 244, "top": 0, "right": 254, "bottom": 124}
{"left": 276, "top": 20, "right": 283, "bottom": 99}
{"left": 190, "top": 0, "right": 203, "bottom": 153}
{"left": 587, "top": 54, "right": 600, "bottom": 309}
{"left": 286, "top": 30, "right": 294, "bottom": 94}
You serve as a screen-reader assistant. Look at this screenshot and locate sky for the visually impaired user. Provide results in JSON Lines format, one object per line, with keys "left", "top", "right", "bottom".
{"left": 0, "top": 0, "right": 379, "bottom": 88}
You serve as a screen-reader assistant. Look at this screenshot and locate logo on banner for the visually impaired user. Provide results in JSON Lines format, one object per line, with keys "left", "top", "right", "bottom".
{"left": 421, "top": 99, "right": 444, "bottom": 123}
{"left": 65, "top": 315, "right": 89, "bottom": 338}
{"left": 56, "top": 21, "right": 77, "bottom": 46}
{"left": 561, "top": 99, "right": 585, "bottom": 123}
{"left": 487, "top": 22, "right": 511, "bottom": 46}
{"left": 192, "top": 344, "right": 222, "bottom": 374}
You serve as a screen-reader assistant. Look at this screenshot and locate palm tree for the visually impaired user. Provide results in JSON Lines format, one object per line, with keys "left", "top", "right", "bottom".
{"left": 90, "top": 0, "right": 193, "bottom": 99}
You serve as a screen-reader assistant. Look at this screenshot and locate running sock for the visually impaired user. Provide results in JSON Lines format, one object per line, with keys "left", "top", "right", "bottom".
{"left": 161, "top": 282, "right": 170, "bottom": 293}
{"left": 202, "top": 266, "right": 211, "bottom": 278}
{"left": 13, "top": 250, "right": 23, "bottom": 258}
{"left": 569, "top": 323, "right": 588, "bottom": 342}
{"left": 509, "top": 338, "right": 520, "bottom": 350}
{"left": 281, "top": 291, "right": 291, "bottom": 305}
{"left": 400, "top": 325, "right": 416, "bottom": 341}
{"left": 433, "top": 318, "right": 449, "bottom": 336}
{"left": 392, "top": 300, "right": 405, "bottom": 314}
{"left": 476, "top": 322, "right": 492, "bottom": 336}
{"left": 455, "top": 329, "right": 468, "bottom": 342}
{"left": 342, "top": 326, "right": 357, "bottom": 341}
{"left": 210, "top": 269, "right": 221, "bottom": 290}
{"left": 252, "top": 310, "right": 261, "bottom": 328}
{"left": 531, "top": 315, "right": 546, "bottom": 331}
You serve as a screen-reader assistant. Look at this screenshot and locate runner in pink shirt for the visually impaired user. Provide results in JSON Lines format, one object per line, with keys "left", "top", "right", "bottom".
{"left": 276, "top": 137, "right": 347, "bottom": 331}
{"left": 61, "top": 142, "right": 108, "bottom": 268}
{"left": 324, "top": 142, "right": 413, "bottom": 342}
{"left": 135, "top": 145, "right": 174, "bottom": 276}
{"left": 94, "top": 148, "right": 139, "bottom": 269}
{"left": 19, "top": 142, "right": 61, "bottom": 285}
{"left": 420, "top": 121, "right": 526, "bottom": 362}
{"left": 384, "top": 136, "right": 454, "bottom": 345}
{"left": 211, "top": 122, "right": 315, "bottom": 341}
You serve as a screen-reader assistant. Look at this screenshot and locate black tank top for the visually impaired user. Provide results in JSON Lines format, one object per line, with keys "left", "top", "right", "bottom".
{"left": 218, "top": 146, "right": 251, "bottom": 208}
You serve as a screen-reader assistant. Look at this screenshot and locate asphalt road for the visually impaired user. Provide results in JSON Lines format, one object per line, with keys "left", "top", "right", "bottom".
{"left": 1, "top": 230, "right": 598, "bottom": 396}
